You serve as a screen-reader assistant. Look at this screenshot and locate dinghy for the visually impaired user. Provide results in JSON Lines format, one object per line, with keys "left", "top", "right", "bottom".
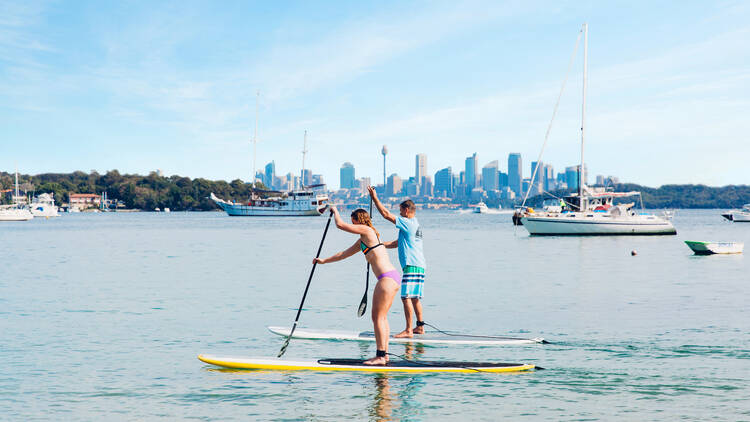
{"left": 685, "top": 241, "right": 744, "bottom": 255}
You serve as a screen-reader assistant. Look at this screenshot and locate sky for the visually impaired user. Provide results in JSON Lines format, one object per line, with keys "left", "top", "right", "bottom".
{"left": 2, "top": 1, "right": 749, "bottom": 189}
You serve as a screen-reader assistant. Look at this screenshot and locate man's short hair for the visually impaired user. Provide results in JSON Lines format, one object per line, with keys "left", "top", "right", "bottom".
{"left": 400, "top": 199, "right": 416, "bottom": 212}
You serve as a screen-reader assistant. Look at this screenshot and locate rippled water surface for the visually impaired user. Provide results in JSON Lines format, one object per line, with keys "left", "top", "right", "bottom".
{"left": 1, "top": 210, "right": 749, "bottom": 420}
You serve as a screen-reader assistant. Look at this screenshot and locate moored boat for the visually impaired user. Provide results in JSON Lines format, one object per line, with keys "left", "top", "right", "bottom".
{"left": 211, "top": 189, "right": 328, "bottom": 217}
{"left": 518, "top": 24, "right": 675, "bottom": 236}
{"left": 473, "top": 202, "right": 489, "bottom": 214}
{"left": 685, "top": 241, "right": 744, "bottom": 255}
{"left": 0, "top": 169, "right": 33, "bottom": 222}
{"left": 30, "top": 193, "right": 60, "bottom": 217}
{"left": 722, "top": 204, "right": 750, "bottom": 222}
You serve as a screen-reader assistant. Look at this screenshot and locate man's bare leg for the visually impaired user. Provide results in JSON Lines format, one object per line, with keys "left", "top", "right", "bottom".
{"left": 411, "top": 298, "right": 425, "bottom": 334}
{"left": 394, "top": 298, "right": 414, "bottom": 338}
{"left": 364, "top": 278, "right": 398, "bottom": 366}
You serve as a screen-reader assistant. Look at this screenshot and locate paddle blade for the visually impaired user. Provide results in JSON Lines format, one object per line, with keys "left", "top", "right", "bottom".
{"left": 357, "top": 293, "right": 367, "bottom": 317}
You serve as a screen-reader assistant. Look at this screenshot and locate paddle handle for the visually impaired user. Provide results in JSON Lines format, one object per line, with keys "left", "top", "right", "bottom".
{"left": 278, "top": 209, "right": 333, "bottom": 357}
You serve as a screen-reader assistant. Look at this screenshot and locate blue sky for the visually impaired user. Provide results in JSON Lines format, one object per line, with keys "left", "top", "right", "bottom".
{"left": 2, "top": 1, "right": 749, "bottom": 188}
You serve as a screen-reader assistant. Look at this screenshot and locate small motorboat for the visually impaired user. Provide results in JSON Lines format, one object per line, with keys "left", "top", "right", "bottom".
{"left": 685, "top": 241, "right": 744, "bottom": 255}
{"left": 722, "top": 204, "right": 750, "bottom": 222}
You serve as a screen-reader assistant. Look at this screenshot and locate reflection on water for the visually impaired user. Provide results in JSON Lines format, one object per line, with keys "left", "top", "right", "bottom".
{"left": 368, "top": 343, "right": 427, "bottom": 421}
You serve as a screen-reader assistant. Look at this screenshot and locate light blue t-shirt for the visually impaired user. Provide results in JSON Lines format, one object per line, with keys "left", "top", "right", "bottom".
{"left": 395, "top": 216, "right": 426, "bottom": 269}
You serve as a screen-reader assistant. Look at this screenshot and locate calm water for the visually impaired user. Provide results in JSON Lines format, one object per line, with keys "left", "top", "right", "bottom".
{"left": 1, "top": 210, "right": 748, "bottom": 420}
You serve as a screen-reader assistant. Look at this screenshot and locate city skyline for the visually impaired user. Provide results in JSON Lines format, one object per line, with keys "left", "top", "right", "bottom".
{"left": 2, "top": 2, "right": 749, "bottom": 187}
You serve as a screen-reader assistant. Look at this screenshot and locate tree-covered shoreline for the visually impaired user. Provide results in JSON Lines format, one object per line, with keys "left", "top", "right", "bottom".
{"left": 1, "top": 171, "right": 748, "bottom": 210}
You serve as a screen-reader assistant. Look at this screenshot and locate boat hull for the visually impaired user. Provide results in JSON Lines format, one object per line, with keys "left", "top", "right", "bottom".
{"left": 685, "top": 241, "right": 744, "bottom": 255}
{"left": 521, "top": 214, "right": 676, "bottom": 235}
{"left": 216, "top": 202, "right": 324, "bottom": 216}
{"left": 0, "top": 210, "right": 34, "bottom": 221}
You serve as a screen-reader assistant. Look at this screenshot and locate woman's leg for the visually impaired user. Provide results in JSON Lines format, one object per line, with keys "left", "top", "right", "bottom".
{"left": 364, "top": 277, "right": 399, "bottom": 365}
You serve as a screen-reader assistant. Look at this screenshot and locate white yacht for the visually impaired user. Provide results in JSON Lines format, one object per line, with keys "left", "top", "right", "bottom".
{"left": 30, "top": 192, "right": 60, "bottom": 217}
{"left": 0, "top": 170, "right": 33, "bottom": 222}
{"left": 722, "top": 204, "right": 750, "bottom": 222}
{"left": 473, "top": 202, "right": 489, "bottom": 214}
{"left": 519, "top": 24, "right": 675, "bottom": 236}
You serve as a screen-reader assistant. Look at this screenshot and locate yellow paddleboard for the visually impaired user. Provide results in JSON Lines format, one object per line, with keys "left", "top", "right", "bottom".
{"left": 198, "top": 354, "right": 537, "bottom": 373}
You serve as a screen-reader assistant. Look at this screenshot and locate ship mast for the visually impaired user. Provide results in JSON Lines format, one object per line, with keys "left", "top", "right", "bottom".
{"left": 252, "top": 90, "right": 259, "bottom": 187}
{"left": 301, "top": 130, "right": 308, "bottom": 188}
{"left": 579, "top": 23, "right": 588, "bottom": 210}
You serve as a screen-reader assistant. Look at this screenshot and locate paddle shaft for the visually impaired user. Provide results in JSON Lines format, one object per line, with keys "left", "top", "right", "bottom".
{"left": 278, "top": 209, "right": 333, "bottom": 357}
{"left": 357, "top": 197, "right": 373, "bottom": 317}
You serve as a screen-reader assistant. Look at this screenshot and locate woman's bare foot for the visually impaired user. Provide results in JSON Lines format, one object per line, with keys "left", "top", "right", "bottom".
{"left": 363, "top": 356, "right": 389, "bottom": 366}
{"left": 413, "top": 326, "right": 425, "bottom": 335}
{"left": 394, "top": 329, "right": 413, "bottom": 338}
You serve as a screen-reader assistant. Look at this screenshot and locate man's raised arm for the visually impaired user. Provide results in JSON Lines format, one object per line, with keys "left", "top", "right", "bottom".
{"left": 367, "top": 186, "right": 396, "bottom": 224}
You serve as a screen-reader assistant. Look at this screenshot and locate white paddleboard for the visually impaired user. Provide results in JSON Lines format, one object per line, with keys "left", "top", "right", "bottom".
{"left": 198, "top": 354, "right": 537, "bottom": 373}
{"left": 267, "top": 326, "right": 546, "bottom": 345}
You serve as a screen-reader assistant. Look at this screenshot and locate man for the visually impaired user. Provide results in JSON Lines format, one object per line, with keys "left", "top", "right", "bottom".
{"left": 367, "top": 186, "right": 426, "bottom": 338}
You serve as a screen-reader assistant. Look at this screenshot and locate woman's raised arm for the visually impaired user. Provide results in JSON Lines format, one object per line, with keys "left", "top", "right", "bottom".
{"left": 314, "top": 241, "right": 360, "bottom": 265}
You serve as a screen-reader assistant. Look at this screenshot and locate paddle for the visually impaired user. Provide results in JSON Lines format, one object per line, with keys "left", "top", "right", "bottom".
{"left": 356, "top": 197, "right": 374, "bottom": 317}
{"left": 277, "top": 208, "right": 333, "bottom": 358}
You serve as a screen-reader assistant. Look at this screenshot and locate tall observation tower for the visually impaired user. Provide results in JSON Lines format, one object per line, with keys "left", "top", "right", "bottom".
{"left": 381, "top": 145, "right": 388, "bottom": 192}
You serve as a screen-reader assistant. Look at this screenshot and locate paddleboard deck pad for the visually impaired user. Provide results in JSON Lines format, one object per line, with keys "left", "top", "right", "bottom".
{"left": 198, "top": 355, "right": 536, "bottom": 373}
{"left": 267, "top": 326, "right": 546, "bottom": 345}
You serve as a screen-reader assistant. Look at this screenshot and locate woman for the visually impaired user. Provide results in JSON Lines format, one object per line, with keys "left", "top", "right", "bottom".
{"left": 313, "top": 206, "right": 400, "bottom": 365}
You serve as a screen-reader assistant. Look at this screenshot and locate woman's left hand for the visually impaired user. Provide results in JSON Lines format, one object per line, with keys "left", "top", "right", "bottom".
{"left": 313, "top": 257, "right": 325, "bottom": 265}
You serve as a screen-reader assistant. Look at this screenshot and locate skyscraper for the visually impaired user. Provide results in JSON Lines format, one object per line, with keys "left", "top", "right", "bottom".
{"left": 481, "top": 160, "right": 499, "bottom": 191}
{"left": 544, "top": 164, "right": 554, "bottom": 191}
{"left": 565, "top": 165, "right": 579, "bottom": 191}
{"left": 434, "top": 167, "right": 453, "bottom": 197}
{"left": 386, "top": 173, "right": 402, "bottom": 197}
{"left": 465, "top": 153, "right": 478, "bottom": 190}
{"left": 508, "top": 153, "right": 522, "bottom": 196}
{"left": 264, "top": 161, "right": 275, "bottom": 188}
{"left": 339, "top": 162, "right": 355, "bottom": 189}
{"left": 300, "top": 169, "right": 312, "bottom": 187}
{"left": 530, "top": 161, "right": 544, "bottom": 196}
{"left": 415, "top": 154, "right": 427, "bottom": 187}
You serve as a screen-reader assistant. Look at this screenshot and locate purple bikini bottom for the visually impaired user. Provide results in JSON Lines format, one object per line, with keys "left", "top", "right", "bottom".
{"left": 377, "top": 270, "right": 402, "bottom": 285}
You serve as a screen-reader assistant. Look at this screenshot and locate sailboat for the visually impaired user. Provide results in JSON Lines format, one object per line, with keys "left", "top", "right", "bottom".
{"left": 520, "top": 24, "right": 676, "bottom": 235}
{"left": 211, "top": 96, "right": 328, "bottom": 217}
{"left": 0, "top": 169, "right": 34, "bottom": 221}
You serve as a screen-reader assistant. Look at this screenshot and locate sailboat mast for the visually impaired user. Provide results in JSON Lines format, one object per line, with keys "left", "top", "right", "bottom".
{"left": 15, "top": 166, "right": 19, "bottom": 204}
{"left": 579, "top": 23, "right": 588, "bottom": 207}
{"left": 252, "top": 90, "right": 259, "bottom": 187}
{"left": 301, "top": 131, "right": 308, "bottom": 188}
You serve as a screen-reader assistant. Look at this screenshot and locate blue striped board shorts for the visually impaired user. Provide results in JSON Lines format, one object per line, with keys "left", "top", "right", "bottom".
{"left": 400, "top": 266, "right": 425, "bottom": 299}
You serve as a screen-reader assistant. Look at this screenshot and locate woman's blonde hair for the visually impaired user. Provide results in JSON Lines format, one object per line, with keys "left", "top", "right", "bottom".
{"left": 350, "top": 208, "right": 379, "bottom": 238}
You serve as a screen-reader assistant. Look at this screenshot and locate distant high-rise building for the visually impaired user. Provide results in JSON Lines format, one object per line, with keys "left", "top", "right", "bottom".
{"left": 434, "top": 167, "right": 453, "bottom": 197}
{"left": 360, "top": 177, "right": 371, "bottom": 190}
{"left": 482, "top": 160, "right": 499, "bottom": 191}
{"left": 508, "top": 153, "right": 522, "bottom": 196}
{"left": 565, "top": 166, "right": 580, "bottom": 191}
{"left": 312, "top": 174, "right": 324, "bottom": 186}
{"left": 421, "top": 176, "right": 433, "bottom": 197}
{"left": 530, "top": 161, "right": 544, "bottom": 196}
{"left": 404, "top": 177, "right": 419, "bottom": 196}
{"left": 544, "top": 164, "right": 554, "bottom": 191}
{"left": 300, "top": 169, "right": 312, "bottom": 187}
{"left": 340, "top": 162, "right": 355, "bottom": 189}
{"left": 264, "top": 161, "right": 275, "bottom": 188}
{"left": 465, "top": 153, "right": 478, "bottom": 190}
{"left": 498, "top": 172, "right": 508, "bottom": 188}
{"left": 415, "top": 154, "right": 427, "bottom": 187}
{"left": 386, "top": 173, "right": 403, "bottom": 197}
{"left": 596, "top": 175, "right": 605, "bottom": 186}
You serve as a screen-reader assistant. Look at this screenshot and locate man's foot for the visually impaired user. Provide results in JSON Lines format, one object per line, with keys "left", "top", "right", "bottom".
{"left": 413, "top": 326, "right": 425, "bottom": 335}
{"left": 394, "top": 329, "right": 413, "bottom": 338}
{"left": 363, "top": 356, "right": 388, "bottom": 366}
